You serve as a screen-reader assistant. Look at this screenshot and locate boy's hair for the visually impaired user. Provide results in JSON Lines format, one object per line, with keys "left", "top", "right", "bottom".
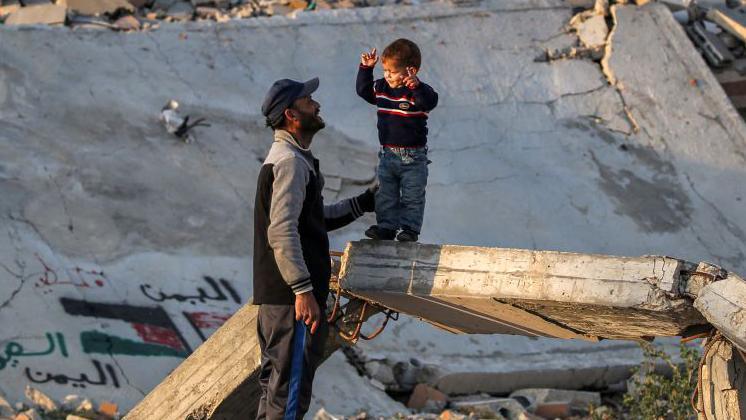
{"left": 381, "top": 38, "right": 422, "bottom": 69}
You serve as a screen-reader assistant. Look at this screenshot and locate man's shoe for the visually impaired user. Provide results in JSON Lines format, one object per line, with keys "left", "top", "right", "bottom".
{"left": 396, "top": 229, "right": 419, "bottom": 242}
{"left": 364, "top": 225, "right": 396, "bottom": 240}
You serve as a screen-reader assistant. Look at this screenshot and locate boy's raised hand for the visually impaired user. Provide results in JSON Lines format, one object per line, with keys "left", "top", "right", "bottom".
{"left": 360, "top": 48, "right": 378, "bottom": 68}
{"left": 404, "top": 67, "right": 420, "bottom": 89}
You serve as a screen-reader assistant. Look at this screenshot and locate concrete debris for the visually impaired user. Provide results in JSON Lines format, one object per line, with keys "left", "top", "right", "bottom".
{"left": 687, "top": 21, "right": 735, "bottom": 67}
{"left": 534, "top": 402, "right": 571, "bottom": 418}
{"left": 14, "top": 409, "right": 41, "bottom": 420}
{"left": 694, "top": 273, "right": 746, "bottom": 351}
{"left": 23, "top": 387, "right": 56, "bottom": 413}
{"left": 65, "top": 0, "right": 134, "bottom": 15}
{"left": 0, "top": 0, "right": 445, "bottom": 29}
{"left": 75, "top": 399, "right": 93, "bottom": 412}
{"left": 4, "top": 3, "right": 65, "bottom": 25}
{"left": 98, "top": 401, "right": 119, "bottom": 418}
{"left": 365, "top": 360, "right": 396, "bottom": 385}
{"left": 114, "top": 13, "right": 140, "bottom": 30}
{"left": 576, "top": 14, "right": 608, "bottom": 49}
{"left": 0, "top": 395, "right": 13, "bottom": 418}
{"left": 407, "top": 383, "right": 448, "bottom": 412}
{"left": 707, "top": 7, "right": 746, "bottom": 43}
{"left": 451, "top": 397, "right": 536, "bottom": 420}
{"left": 509, "top": 388, "right": 600, "bottom": 415}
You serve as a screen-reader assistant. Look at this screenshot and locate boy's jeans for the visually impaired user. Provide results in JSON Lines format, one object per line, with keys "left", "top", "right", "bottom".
{"left": 375, "top": 146, "right": 429, "bottom": 234}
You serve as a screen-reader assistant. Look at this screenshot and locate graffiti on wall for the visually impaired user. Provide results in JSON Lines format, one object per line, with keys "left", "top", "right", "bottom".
{"left": 0, "top": 332, "right": 68, "bottom": 370}
{"left": 25, "top": 359, "right": 120, "bottom": 389}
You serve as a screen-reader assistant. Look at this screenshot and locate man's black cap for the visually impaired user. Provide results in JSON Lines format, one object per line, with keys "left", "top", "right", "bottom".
{"left": 261, "top": 77, "right": 319, "bottom": 127}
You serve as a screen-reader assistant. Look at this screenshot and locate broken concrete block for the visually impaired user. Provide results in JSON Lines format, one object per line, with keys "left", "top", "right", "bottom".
{"left": 75, "top": 399, "right": 93, "bottom": 412}
{"left": 166, "top": 1, "right": 193, "bottom": 19}
{"left": 4, "top": 4, "right": 65, "bottom": 25}
{"left": 707, "top": 7, "right": 746, "bottom": 43}
{"left": 509, "top": 388, "right": 600, "bottom": 413}
{"left": 365, "top": 360, "right": 396, "bottom": 385}
{"left": 534, "top": 402, "right": 571, "bottom": 418}
{"left": 594, "top": 0, "right": 609, "bottom": 16}
{"left": 66, "top": 416, "right": 91, "bottom": 420}
{"left": 127, "top": 0, "right": 149, "bottom": 7}
{"left": 407, "top": 384, "right": 448, "bottom": 412}
{"left": 438, "top": 410, "right": 467, "bottom": 420}
{"left": 576, "top": 14, "right": 608, "bottom": 49}
{"left": 0, "top": 394, "right": 13, "bottom": 418}
{"left": 151, "top": 0, "right": 179, "bottom": 10}
{"left": 694, "top": 273, "right": 746, "bottom": 352}
{"left": 23, "top": 387, "right": 56, "bottom": 413}
{"left": 13, "top": 409, "right": 41, "bottom": 420}
{"left": 114, "top": 14, "right": 140, "bottom": 30}
{"left": 98, "top": 401, "right": 118, "bottom": 418}
{"left": 687, "top": 21, "right": 735, "bottom": 67}
{"left": 451, "top": 397, "right": 532, "bottom": 419}
{"left": 65, "top": 0, "right": 134, "bottom": 15}
{"left": 0, "top": 0, "right": 21, "bottom": 19}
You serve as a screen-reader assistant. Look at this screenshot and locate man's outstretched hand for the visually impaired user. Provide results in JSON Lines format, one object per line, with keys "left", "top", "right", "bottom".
{"left": 360, "top": 48, "right": 379, "bottom": 68}
{"left": 295, "top": 291, "right": 321, "bottom": 334}
{"left": 354, "top": 185, "right": 378, "bottom": 213}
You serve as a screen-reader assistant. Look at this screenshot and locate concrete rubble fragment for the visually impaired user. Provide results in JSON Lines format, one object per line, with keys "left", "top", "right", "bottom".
{"left": 65, "top": 0, "right": 135, "bottom": 15}
{"left": 4, "top": 3, "right": 65, "bottom": 25}
{"left": 23, "top": 387, "right": 56, "bottom": 413}
{"left": 407, "top": 383, "right": 448, "bottom": 412}
{"left": 694, "top": 273, "right": 746, "bottom": 351}
{"left": 508, "top": 388, "right": 601, "bottom": 414}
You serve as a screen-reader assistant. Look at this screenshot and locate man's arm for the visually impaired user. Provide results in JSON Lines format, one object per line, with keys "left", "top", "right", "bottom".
{"left": 324, "top": 188, "right": 376, "bottom": 231}
{"left": 267, "top": 157, "right": 313, "bottom": 295}
{"left": 356, "top": 65, "right": 377, "bottom": 105}
{"left": 411, "top": 82, "right": 438, "bottom": 112}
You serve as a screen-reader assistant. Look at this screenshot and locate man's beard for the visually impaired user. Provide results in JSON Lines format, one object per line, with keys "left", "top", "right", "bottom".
{"left": 299, "top": 111, "right": 325, "bottom": 133}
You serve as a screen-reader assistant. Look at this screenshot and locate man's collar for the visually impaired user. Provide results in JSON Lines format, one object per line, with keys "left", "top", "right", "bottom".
{"left": 274, "top": 129, "right": 311, "bottom": 152}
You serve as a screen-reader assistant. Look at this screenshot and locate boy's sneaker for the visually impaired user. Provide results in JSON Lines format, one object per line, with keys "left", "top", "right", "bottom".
{"left": 396, "top": 229, "right": 419, "bottom": 242}
{"left": 364, "top": 225, "right": 396, "bottom": 240}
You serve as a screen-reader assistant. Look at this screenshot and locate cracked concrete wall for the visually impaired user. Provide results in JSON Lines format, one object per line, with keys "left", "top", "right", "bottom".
{"left": 0, "top": 0, "right": 745, "bottom": 414}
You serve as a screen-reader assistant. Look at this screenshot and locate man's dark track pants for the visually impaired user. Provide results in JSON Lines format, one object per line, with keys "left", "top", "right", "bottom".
{"left": 256, "top": 304, "right": 328, "bottom": 420}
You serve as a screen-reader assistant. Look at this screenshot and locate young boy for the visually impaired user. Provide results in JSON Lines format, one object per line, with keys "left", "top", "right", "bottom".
{"left": 357, "top": 38, "right": 439, "bottom": 242}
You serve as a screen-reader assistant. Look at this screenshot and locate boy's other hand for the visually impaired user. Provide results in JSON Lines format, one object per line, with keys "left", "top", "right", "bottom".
{"left": 404, "top": 67, "right": 420, "bottom": 89}
{"left": 361, "top": 48, "right": 379, "bottom": 67}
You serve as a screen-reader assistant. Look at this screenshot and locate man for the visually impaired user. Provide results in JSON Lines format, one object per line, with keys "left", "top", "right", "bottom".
{"left": 254, "top": 77, "right": 375, "bottom": 419}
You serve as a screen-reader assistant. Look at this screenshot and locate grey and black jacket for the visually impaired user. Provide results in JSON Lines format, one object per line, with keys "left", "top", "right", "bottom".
{"left": 253, "top": 130, "right": 373, "bottom": 305}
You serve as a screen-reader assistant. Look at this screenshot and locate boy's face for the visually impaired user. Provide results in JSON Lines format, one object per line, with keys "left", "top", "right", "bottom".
{"left": 382, "top": 59, "right": 408, "bottom": 89}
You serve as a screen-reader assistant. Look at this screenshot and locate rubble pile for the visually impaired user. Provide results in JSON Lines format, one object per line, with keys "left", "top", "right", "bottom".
{"left": 0, "top": 387, "right": 120, "bottom": 420}
{"left": 0, "top": 0, "right": 432, "bottom": 30}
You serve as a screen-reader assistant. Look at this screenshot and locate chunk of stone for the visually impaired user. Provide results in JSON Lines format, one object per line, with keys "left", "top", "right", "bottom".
{"left": 534, "top": 402, "right": 571, "bottom": 418}
{"left": 694, "top": 274, "right": 746, "bottom": 352}
{"left": 114, "top": 14, "right": 140, "bottom": 30}
{"left": 65, "top": 416, "right": 91, "bottom": 420}
{"left": 0, "top": 394, "right": 13, "bottom": 418}
{"left": 365, "top": 360, "right": 396, "bottom": 385}
{"left": 0, "top": 0, "right": 21, "bottom": 19}
{"left": 576, "top": 14, "right": 608, "bottom": 49}
{"left": 407, "top": 383, "right": 448, "bottom": 412}
{"left": 594, "top": 0, "right": 608, "bottom": 16}
{"left": 65, "top": 0, "right": 134, "bottom": 15}
{"left": 24, "top": 387, "right": 56, "bottom": 413}
{"left": 151, "top": 0, "right": 179, "bottom": 10}
{"left": 98, "top": 401, "right": 118, "bottom": 418}
{"left": 451, "top": 397, "right": 533, "bottom": 419}
{"left": 4, "top": 4, "right": 65, "bottom": 25}
{"left": 166, "top": 1, "right": 193, "bottom": 19}
{"left": 509, "top": 388, "right": 601, "bottom": 413}
{"left": 14, "top": 409, "right": 42, "bottom": 420}
{"left": 60, "top": 395, "right": 81, "bottom": 411}
{"left": 127, "top": 0, "right": 149, "bottom": 7}
{"left": 75, "top": 399, "right": 93, "bottom": 412}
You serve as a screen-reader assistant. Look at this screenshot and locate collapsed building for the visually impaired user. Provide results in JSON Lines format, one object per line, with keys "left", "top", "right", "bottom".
{"left": 0, "top": 0, "right": 745, "bottom": 418}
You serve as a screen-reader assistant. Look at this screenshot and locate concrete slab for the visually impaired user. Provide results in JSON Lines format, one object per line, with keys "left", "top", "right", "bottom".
{"left": 339, "top": 241, "right": 705, "bottom": 340}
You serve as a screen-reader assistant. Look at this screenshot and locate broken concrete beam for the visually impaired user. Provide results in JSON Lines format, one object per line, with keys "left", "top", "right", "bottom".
{"left": 125, "top": 297, "right": 378, "bottom": 420}
{"left": 696, "top": 338, "right": 746, "bottom": 419}
{"left": 694, "top": 273, "right": 746, "bottom": 352}
{"left": 407, "top": 383, "right": 448, "bottom": 412}
{"left": 4, "top": 4, "right": 65, "bottom": 25}
{"left": 339, "top": 241, "right": 706, "bottom": 340}
{"left": 707, "top": 7, "right": 746, "bottom": 44}
{"left": 64, "top": 0, "right": 134, "bottom": 16}
{"left": 686, "top": 21, "right": 735, "bottom": 67}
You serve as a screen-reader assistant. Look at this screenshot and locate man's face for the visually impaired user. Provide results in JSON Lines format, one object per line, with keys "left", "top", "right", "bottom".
{"left": 382, "top": 59, "right": 407, "bottom": 89}
{"left": 290, "top": 95, "right": 325, "bottom": 132}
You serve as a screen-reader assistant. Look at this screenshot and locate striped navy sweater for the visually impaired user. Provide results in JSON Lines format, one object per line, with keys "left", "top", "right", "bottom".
{"left": 356, "top": 65, "right": 439, "bottom": 148}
